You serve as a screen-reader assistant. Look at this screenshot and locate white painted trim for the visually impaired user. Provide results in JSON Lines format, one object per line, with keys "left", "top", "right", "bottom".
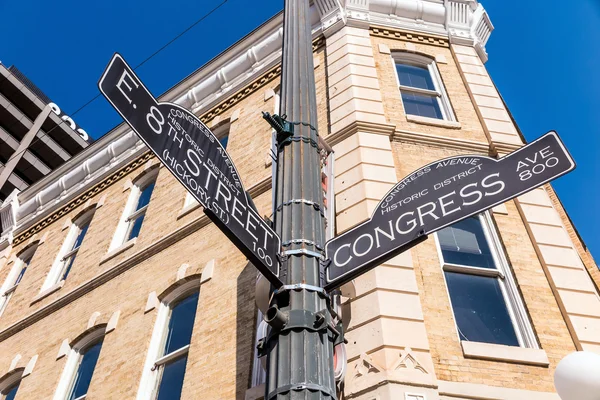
{"left": 0, "top": 245, "right": 36, "bottom": 317}
{"left": 438, "top": 380, "right": 560, "bottom": 400}
{"left": 99, "top": 238, "right": 137, "bottom": 265}
{"left": 461, "top": 340, "right": 549, "bottom": 366}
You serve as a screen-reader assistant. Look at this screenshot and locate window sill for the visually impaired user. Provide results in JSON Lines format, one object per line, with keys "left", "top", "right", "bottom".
{"left": 245, "top": 384, "right": 265, "bottom": 400}
{"left": 461, "top": 341, "right": 549, "bottom": 367}
{"left": 406, "top": 114, "right": 461, "bottom": 129}
{"left": 31, "top": 280, "right": 65, "bottom": 305}
{"left": 177, "top": 202, "right": 201, "bottom": 220}
{"left": 100, "top": 238, "right": 137, "bottom": 265}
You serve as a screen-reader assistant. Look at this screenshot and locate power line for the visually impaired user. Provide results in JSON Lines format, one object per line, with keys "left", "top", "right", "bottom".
{"left": 1, "top": 0, "right": 230, "bottom": 185}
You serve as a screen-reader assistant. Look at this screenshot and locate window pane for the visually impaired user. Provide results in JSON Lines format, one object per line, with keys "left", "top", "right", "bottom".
{"left": 72, "top": 221, "right": 90, "bottom": 250}
{"left": 164, "top": 291, "right": 199, "bottom": 355}
{"left": 136, "top": 181, "right": 156, "bottom": 211}
{"left": 69, "top": 340, "right": 103, "bottom": 400}
{"left": 401, "top": 92, "right": 443, "bottom": 119}
{"left": 396, "top": 64, "right": 436, "bottom": 90}
{"left": 438, "top": 217, "right": 495, "bottom": 269}
{"left": 15, "top": 265, "right": 27, "bottom": 286}
{"left": 156, "top": 355, "right": 188, "bottom": 400}
{"left": 62, "top": 255, "right": 77, "bottom": 281}
{"left": 127, "top": 213, "right": 146, "bottom": 241}
{"left": 445, "top": 272, "right": 519, "bottom": 346}
{"left": 3, "top": 381, "right": 20, "bottom": 400}
{"left": 219, "top": 135, "right": 229, "bottom": 149}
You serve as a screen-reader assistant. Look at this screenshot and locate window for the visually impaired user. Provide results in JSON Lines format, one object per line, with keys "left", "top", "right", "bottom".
{"left": 137, "top": 282, "right": 200, "bottom": 400}
{"left": 67, "top": 339, "right": 103, "bottom": 400}
{"left": 212, "top": 122, "right": 229, "bottom": 150}
{"left": 393, "top": 53, "right": 454, "bottom": 121}
{"left": 250, "top": 310, "right": 268, "bottom": 387}
{"left": 0, "top": 245, "right": 36, "bottom": 316}
{"left": 42, "top": 210, "right": 94, "bottom": 291}
{"left": 126, "top": 180, "right": 155, "bottom": 242}
{"left": 435, "top": 213, "right": 536, "bottom": 348}
{"left": 111, "top": 172, "right": 157, "bottom": 250}
{"left": 54, "top": 328, "right": 105, "bottom": 400}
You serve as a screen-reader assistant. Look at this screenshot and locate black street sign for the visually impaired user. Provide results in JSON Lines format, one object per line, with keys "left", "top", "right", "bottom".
{"left": 324, "top": 131, "right": 575, "bottom": 291}
{"left": 98, "top": 54, "right": 283, "bottom": 287}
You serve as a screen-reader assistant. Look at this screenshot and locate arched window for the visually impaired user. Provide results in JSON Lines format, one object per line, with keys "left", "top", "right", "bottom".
{"left": 0, "top": 369, "right": 24, "bottom": 400}
{"left": 42, "top": 208, "right": 95, "bottom": 292}
{"left": 392, "top": 52, "right": 455, "bottom": 121}
{"left": 110, "top": 169, "right": 158, "bottom": 251}
{"left": 137, "top": 279, "right": 200, "bottom": 400}
{"left": 54, "top": 326, "right": 106, "bottom": 400}
{"left": 0, "top": 244, "right": 37, "bottom": 317}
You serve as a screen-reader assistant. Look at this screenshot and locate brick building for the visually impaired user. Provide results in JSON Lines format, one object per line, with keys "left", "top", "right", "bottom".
{"left": 0, "top": 1, "right": 598, "bottom": 399}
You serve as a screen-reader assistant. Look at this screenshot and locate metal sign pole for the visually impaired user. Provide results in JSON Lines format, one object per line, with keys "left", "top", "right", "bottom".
{"left": 262, "top": 0, "right": 337, "bottom": 398}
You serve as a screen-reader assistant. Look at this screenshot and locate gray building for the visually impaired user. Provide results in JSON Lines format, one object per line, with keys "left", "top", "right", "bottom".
{"left": 0, "top": 63, "right": 90, "bottom": 201}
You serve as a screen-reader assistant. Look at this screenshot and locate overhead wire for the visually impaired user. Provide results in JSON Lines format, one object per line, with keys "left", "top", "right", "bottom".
{"left": 0, "top": 0, "right": 229, "bottom": 188}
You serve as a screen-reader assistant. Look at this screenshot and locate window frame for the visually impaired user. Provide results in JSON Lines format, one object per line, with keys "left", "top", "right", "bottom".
{"left": 0, "top": 369, "right": 24, "bottom": 400}
{"left": 42, "top": 210, "right": 94, "bottom": 292}
{"left": 0, "top": 245, "right": 37, "bottom": 317}
{"left": 110, "top": 170, "right": 158, "bottom": 251}
{"left": 53, "top": 327, "right": 105, "bottom": 400}
{"left": 136, "top": 279, "right": 201, "bottom": 400}
{"left": 433, "top": 212, "right": 538, "bottom": 349}
{"left": 391, "top": 52, "right": 455, "bottom": 122}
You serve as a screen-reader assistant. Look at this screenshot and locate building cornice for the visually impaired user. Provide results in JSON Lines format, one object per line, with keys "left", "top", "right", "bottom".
{"left": 11, "top": 0, "right": 494, "bottom": 238}
{"left": 392, "top": 129, "right": 491, "bottom": 154}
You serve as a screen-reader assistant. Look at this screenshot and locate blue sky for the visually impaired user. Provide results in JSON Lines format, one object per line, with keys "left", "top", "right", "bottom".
{"left": 1, "top": 0, "right": 598, "bottom": 257}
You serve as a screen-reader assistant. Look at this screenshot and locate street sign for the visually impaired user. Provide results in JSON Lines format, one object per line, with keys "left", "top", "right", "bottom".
{"left": 98, "top": 54, "right": 283, "bottom": 287}
{"left": 324, "top": 131, "right": 575, "bottom": 290}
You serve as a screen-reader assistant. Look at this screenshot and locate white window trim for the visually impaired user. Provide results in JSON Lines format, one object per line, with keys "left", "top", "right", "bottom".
{"left": 42, "top": 211, "right": 93, "bottom": 291}
{"left": 136, "top": 279, "right": 200, "bottom": 400}
{"left": 391, "top": 52, "right": 455, "bottom": 122}
{"left": 109, "top": 171, "right": 157, "bottom": 251}
{"left": 53, "top": 327, "right": 105, "bottom": 400}
{"left": 0, "top": 246, "right": 36, "bottom": 317}
{"left": 433, "top": 212, "right": 538, "bottom": 349}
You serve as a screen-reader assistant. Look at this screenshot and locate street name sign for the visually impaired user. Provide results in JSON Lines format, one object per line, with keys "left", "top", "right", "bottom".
{"left": 98, "top": 54, "right": 283, "bottom": 287}
{"left": 324, "top": 131, "right": 575, "bottom": 290}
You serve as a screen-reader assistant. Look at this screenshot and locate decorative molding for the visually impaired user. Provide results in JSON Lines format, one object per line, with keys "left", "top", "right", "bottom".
{"left": 327, "top": 121, "right": 396, "bottom": 148}
{"left": 201, "top": 259, "right": 215, "bottom": 284}
{"left": 491, "top": 141, "right": 523, "bottom": 157}
{"left": 145, "top": 292, "right": 159, "bottom": 313}
{"left": 56, "top": 339, "right": 70, "bottom": 360}
{"left": 106, "top": 310, "right": 120, "bottom": 333}
{"left": 355, "top": 353, "right": 384, "bottom": 378}
{"left": 13, "top": 153, "right": 152, "bottom": 246}
{"left": 0, "top": 212, "right": 213, "bottom": 342}
{"left": 405, "top": 115, "right": 462, "bottom": 129}
{"left": 393, "top": 347, "right": 429, "bottom": 374}
{"left": 370, "top": 27, "right": 449, "bottom": 48}
{"left": 87, "top": 311, "right": 102, "bottom": 329}
{"left": 392, "top": 129, "right": 490, "bottom": 153}
{"left": 438, "top": 380, "right": 560, "bottom": 400}
{"left": 99, "top": 238, "right": 137, "bottom": 265}
{"left": 177, "top": 263, "right": 191, "bottom": 281}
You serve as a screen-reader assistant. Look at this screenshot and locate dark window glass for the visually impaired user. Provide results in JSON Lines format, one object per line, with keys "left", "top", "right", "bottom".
{"left": 156, "top": 355, "right": 188, "bottom": 400}
{"left": 401, "top": 92, "right": 442, "bottom": 119}
{"left": 164, "top": 291, "right": 199, "bottom": 355}
{"left": 438, "top": 217, "right": 495, "bottom": 269}
{"left": 219, "top": 135, "right": 229, "bottom": 149}
{"left": 127, "top": 213, "right": 146, "bottom": 241}
{"left": 3, "top": 381, "right": 20, "bottom": 400}
{"left": 136, "top": 182, "right": 156, "bottom": 211}
{"left": 68, "top": 340, "right": 103, "bottom": 400}
{"left": 396, "top": 64, "right": 436, "bottom": 90}
{"left": 14, "top": 253, "right": 33, "bottom": 286}
{"left": 72, "top": 221, "right": 91, "bottom": 251}
{"left": 61, "top": 256, "right": 77, "bottom": 281}
{"left": 445, "top": 272, "right": 519, "bottom": 346}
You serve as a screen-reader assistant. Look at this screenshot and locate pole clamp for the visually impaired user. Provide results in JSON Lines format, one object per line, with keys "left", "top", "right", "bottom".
{"left": 267, "top": 382, "right": 337, "bottom": 400}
